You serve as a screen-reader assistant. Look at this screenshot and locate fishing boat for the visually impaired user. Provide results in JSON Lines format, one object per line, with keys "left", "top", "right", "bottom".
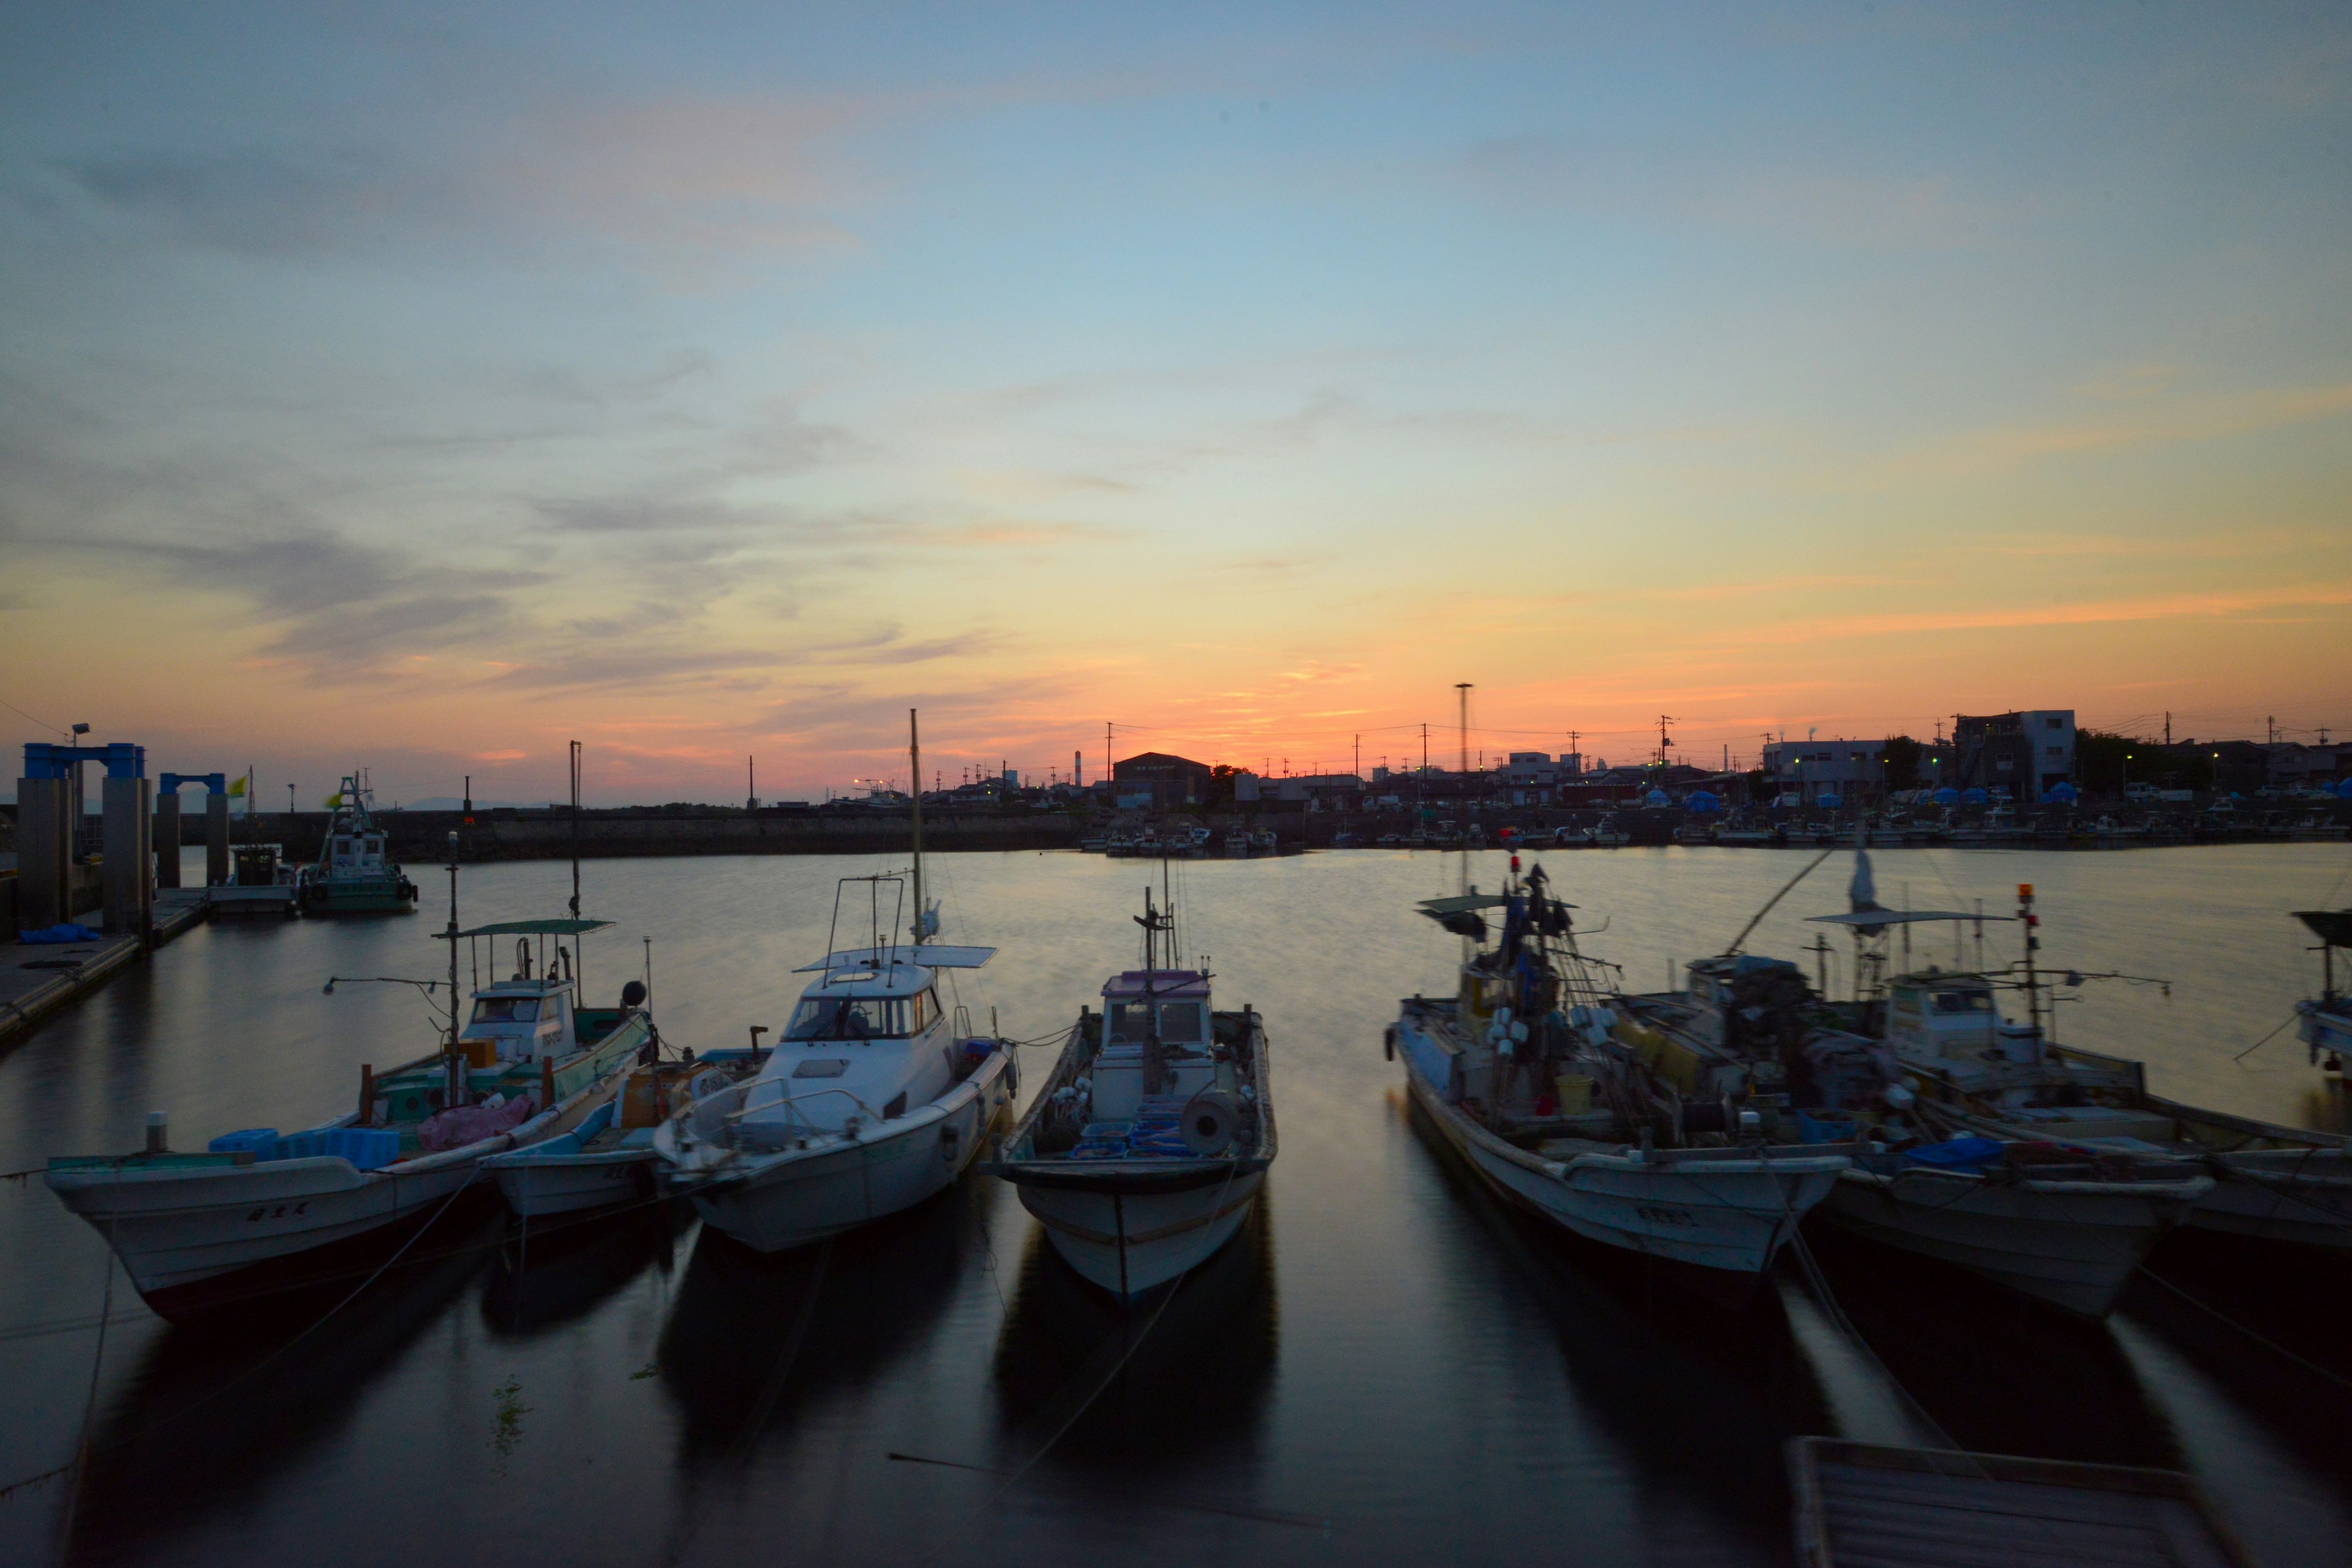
{"left": 1767, "top": 865, "right": 2212, "bottom": 1314}
{"left": 655, "top": 712, "right": 1019, "bottom": 1251}
{"left": 484, "top": 1044, "right": 765, "bottom": 1219}
{"left": 297, "top": 773, "right": 418, "bottom": 914}
{"left": 1390, "top": 859, "right": 1848, "bottom": 1277}
{"left": 986, "top": 889, "right": 1274, "bottom": 1298}
{"left": 45, "top": 869, "right": 649, "bottom": 1320}
{"left": 1850, "top": 901, "right": 2352, "bottom": 1256}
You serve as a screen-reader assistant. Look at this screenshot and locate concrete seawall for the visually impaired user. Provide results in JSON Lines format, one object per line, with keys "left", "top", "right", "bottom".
{"left": 167, "top": 809, "right": 1085, "bottom": 862}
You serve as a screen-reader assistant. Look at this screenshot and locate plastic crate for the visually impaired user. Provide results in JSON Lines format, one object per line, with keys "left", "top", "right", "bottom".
{"left": 207, "top": 1128, "right": 281, "bottom": 1159}
{"left": 276, "top": 1129, "right": 331, "bottom": 1161}
{"left": 325, "top": 1126, "right": 401, "bottom": 1171}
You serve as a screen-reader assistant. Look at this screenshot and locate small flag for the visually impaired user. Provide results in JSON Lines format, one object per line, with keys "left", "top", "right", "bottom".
{"left": 227, "top": 776, "right": 247, "bottom": 798}
{"left": 325, "top": 791, "right": 344, "bottom": 808}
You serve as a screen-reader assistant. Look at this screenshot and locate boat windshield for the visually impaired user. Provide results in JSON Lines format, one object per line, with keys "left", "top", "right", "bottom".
{"left": 1932, "top": 990, "right": 1993, "bottom": 1014}
{"left": 786, "top": 995, "right": 907, "bottom": 1040}
{"left": 1107, "top": 999, "right": 1204, "bottom": 1044}
{"left": 473, "top": 997, "right": 541, "bottom": 1023}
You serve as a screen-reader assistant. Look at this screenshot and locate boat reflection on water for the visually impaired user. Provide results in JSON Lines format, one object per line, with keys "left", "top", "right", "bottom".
{"left": 67, "top": 1208, "right": 502, "bottom": 1559}
{"left": 656, "top": 1177, "right": 980, "bottom": 1456}
{"left": 480, "top": 1199, "right": 688, "bottom": 1339}
{"left": 1799, "top": 1222, "right": 2182, "bottom": 1469}
{"left": 992, "top": 1186, "right": 1277, "bottom": 1471}
{"left": 1403, "top": 1090, "right": 1830, "bottom": 1561}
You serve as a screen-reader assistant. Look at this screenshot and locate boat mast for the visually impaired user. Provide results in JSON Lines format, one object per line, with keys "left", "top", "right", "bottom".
{"left": 909, "top": 708, "right": 924, "bottom": 946}
{"left": 443, "top": 831, "right": 466, "bottom": 1109}
{"left": 568, "top": 740, "right": 582, "bottom": 920}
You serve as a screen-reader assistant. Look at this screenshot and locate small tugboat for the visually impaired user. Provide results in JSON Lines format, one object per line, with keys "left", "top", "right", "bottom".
{"left": 656, "top": 712, "right": 1019, "bottom": 1251}
{"left": 298, "top": 773, "right": 418, "bottom": 914}
{"left": 45, "top": 850, "right": 649, "bottom": 1320}
{"left": 1391, "top": 858, "right": 1849, "bottom": 1278}
{"left": 986, "top": 888, "right": 1274, "bottom": 1298}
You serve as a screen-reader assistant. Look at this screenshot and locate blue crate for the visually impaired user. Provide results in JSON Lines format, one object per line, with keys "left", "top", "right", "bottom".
{"left": 276, "top": 1129, "right": 330, "bottom": 1161}
{"left": 1795, "top": 1109, "right": 1856, "bottom": 1145}
{"left": 325, "top": 1126, "right": 401, "bottom": 1171}
{"left": 207, "top": 1128, "right": 281, "bottom": 1159}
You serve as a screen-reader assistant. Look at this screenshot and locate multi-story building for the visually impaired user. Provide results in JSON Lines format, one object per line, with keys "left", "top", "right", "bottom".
{"left": 1111, "top": 752, "right": 1215, "bottom": 811}
{"left": 1761, "top": 737, "right": 1887, "bottom": 793}
{"left": 1954, "top": 710, "right": 2075, "bottom": 797}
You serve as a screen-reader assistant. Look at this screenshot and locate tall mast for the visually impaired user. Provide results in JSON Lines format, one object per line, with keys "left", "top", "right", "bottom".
{"left": 909, "top": 708, "right": 924, "bottom": 946}
{"left": 568, "top": 740, "right": 582, "bottom": 920}
{"left": 443, "top": 832, "right": 465, "bottom": 1109}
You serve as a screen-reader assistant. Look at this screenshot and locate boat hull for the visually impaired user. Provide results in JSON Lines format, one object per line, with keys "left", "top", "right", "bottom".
{"left": 1396, "top": 1016, "right": 1844, "bottom": 1274}
{"left": 46, "top": 1152, "right": 483, "bottom": 1319}
{"left": 2187, "top": 1150, "right": 2352, "bottom": 1249}
{"left": 1814, "top": 1166, "right": 2208, "bottom": 1316}
{"left": 1006, "top": 1162, "right": 1265, "bottom": 1299}
{"left": 671, "top": 1052, "right": 1012, "bottom": 1253}
{"left": 492, "top": 1149, "right": 654, "bottom": 1218}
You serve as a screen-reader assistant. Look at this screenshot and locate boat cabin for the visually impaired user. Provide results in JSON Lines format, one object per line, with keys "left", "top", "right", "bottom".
{"left": 1092, "top": 970, "right": 1226, "bottom": 1119}
{"left": 326, "top": 829, "right": 390, "bottom": 881}
{"left": 462, "top": 974, "right": 579, "bottom": 1064}
{"left": 1882, "top": 969, "right": 2024, "bottom": 1063}
{"left": 736, "top": 943, "right": 993, "bottom": 1136}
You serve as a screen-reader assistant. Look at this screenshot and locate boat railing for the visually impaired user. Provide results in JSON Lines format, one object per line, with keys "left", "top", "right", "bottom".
{"left": 723, "top": 1082, "right": 886, "bottom": 1139}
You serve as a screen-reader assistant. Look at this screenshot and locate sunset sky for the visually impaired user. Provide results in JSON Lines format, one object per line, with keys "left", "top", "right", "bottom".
{"left": 4, "top": 3, "right": 2347, "bottom": 805}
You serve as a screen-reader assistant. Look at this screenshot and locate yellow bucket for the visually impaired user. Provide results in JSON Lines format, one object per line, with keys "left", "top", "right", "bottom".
{"left": 1554, "top": 1074, "right": 1594, "bottom": 1115}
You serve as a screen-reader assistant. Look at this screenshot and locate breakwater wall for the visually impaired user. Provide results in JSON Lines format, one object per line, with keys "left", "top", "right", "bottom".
{"left": 167, "top": 809, "right": 1084, "bottom": 862}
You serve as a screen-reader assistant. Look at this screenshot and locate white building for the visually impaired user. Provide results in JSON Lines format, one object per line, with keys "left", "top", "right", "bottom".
{"left": 1762, "top": 737, "right": 1886, "bottom": 791}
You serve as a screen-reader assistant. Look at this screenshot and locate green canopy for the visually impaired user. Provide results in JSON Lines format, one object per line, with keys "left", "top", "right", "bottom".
{"left": 437, "top": 918, "right": 612, "bottom": 939}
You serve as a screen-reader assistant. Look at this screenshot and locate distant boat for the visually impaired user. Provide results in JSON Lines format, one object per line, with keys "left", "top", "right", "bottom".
{"left": 298, "top": 774, "right": 419, "bottom": 914}
{"left": 987, "top": 888, "right": 1274, "bottom": 1298}
{"left": 2296, "top": 908, "right": 2352, "bottom": 1079}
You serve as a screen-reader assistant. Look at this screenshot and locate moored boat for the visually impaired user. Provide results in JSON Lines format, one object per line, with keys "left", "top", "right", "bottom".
{"left": 986, "top": 891, "right": 1274, "bottom": 1298}
{"left": 296, "top": 773, "right": 418, "bottom": 914}
{"left": 1391, "top": 861, "right": 1847, "bottom": 1278}
{"left": 45, "top": 891, "right": 649, "bottom": 1320}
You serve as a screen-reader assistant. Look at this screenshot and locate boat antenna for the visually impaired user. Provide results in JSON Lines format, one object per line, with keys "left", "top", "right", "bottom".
{"left": 568, "top": 740, "right": 582, "bottom": 920}
{"left": 1724, "top": 848, "right": 1833, "bottom": 956}
{"left": 909, "top": 708, "right": 924, "bottom": 946}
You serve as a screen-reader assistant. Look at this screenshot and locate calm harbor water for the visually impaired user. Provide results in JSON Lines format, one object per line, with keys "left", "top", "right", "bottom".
{"left": 4, "top": 843, "right": 2349, "bottom": 1566}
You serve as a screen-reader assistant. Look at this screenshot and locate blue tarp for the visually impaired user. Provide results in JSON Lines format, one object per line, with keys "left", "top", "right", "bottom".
{"left": 1932, "top": 787, "right": 1959, "bottom": 805}
{"left": 1644, "top": 788, "right": 1670, "bottom": 807}
{"left": 20, "top": 923, "right": 102, "bottom": 945}
{"left": 2040, "top": 782, "right": 2078, "bottom": 804}
{"left": 1959, "top": 788, "right": 1990, "bottom": 806}
{"left": 1685, "top": 791, "right": 1720, "bottom": 813}
{"left": 1815, "top": 793, "right": 1842, "bottom": 809}
{"left": 1904, "top": 1136, "right": 2004, "bottom": 1168}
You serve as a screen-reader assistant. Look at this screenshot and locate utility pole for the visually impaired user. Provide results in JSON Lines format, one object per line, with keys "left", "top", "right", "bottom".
{"left": 746, "top": 755, "right": 756, "bottom": 812}
{"left": 1421, "top": 724, "right": 1428, "bottom": 776}
{"left": 2164, "top": 712, "right": 2172, "bottom": 745}
{"left": 1657, "top": 715, "right": 1676, "bottom": 765}
{"left": 1354, "top": 733, "right": 1360, "bottom": 779}
{"left": 1455, "top": 684, "right": 1472, "bottom": 775}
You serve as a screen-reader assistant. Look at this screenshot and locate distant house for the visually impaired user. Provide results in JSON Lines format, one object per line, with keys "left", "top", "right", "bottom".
{"left": 1763, "top": 737, "right": 1887, "bottom": 794}
{"left": 1955, "top": 710, "right": 2076, "bottom": 797}
{"left": 1111, "top": 752, "right": 1214, "bottom": 811}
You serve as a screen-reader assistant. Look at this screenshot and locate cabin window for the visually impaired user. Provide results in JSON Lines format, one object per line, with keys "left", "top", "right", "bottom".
{"left": 473, "top": 997, "right": 541, "bottom": 1023}
{"left": 1158, "top": 1003, "right": 1204, "bottom": 1043}
{"left": 785, "top": 996, "right": 907, "bottom": 1040}
{"left": 1107, "top": 1001, "right": 1154, "bottom": 1043}
{"left": 1932, "top": 990, "right": 1992, "bottom": 1014}
{"left": 791, "top": 1059, "right": 849, "bottom": 1078}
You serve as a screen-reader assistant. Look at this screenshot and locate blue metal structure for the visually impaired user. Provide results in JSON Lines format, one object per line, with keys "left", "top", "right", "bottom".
{"left": 24, "top": 742, "right": 145, "bottom": 780}
{"left": 158, "top": 772, "right": 227, "bottom": 796}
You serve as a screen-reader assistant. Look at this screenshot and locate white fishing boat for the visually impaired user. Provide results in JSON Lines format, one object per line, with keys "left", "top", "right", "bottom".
{"left": 45, "top": 873, "right": 649, "bottom": 1320}
{"left": 986, "top": 890, "right": 1274, "bottom": 1298}
{"left": 655, "top": 712, "right": 1019, "bottom": 1252}
{"left": 2294, "top": 908, "right": 2352, "bottom": 1080}
{"left": 1390, "top": 861, "right": 1847, "bottom": 1277}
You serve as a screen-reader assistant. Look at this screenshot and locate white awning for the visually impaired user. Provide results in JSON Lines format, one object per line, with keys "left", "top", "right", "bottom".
{"left": 794, "top": 944, "right": 996, "bottom": 972}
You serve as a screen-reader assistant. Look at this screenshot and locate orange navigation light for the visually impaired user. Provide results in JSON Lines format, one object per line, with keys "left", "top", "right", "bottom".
{"left": 2018, "top": 883, "right": 2034, "bottom": 898}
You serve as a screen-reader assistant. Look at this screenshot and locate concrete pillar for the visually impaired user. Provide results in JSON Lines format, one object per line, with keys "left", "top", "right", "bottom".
{"left": 205, "top": 792, "right": 230, "bottom": 887}
{"left": 103, "top": 775, "right": 154, "bottom": 937}
{"left": 154, "top": 794, "right": 183, "bottom": 889}
{"left": 16, "top": 777, "right": 70, "bottom": 930}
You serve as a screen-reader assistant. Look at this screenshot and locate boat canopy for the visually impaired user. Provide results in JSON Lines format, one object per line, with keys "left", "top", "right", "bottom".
{"left": 1417, "top": 894, "right": 1513, "bottom": 916}
{"left": 440, "top": 918, "right": 612, "bottom": 939}
{"left": 2295, "top": 910, "right": 2352, "bottom": 947}
{"left": 793, "top": 944, "right": 995, "bottom": 973}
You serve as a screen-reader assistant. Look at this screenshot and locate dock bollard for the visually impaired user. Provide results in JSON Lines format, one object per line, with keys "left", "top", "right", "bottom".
{"left": 145, "top": 1110, "right": 168, "bottom": 1154}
